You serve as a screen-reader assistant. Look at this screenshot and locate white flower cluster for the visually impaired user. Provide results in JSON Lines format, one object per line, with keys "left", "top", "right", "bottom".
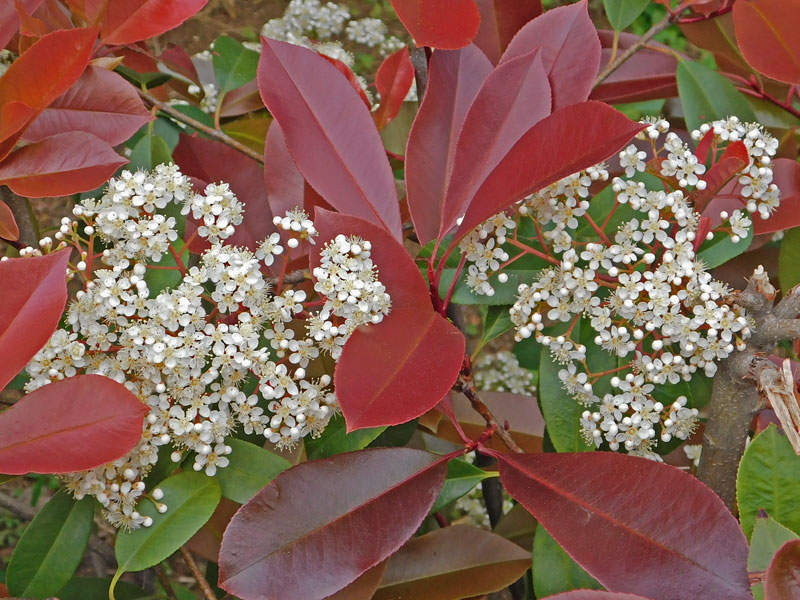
{"left": 262, "top": 0, "right": 404, "bottom": 60}
{"left": 25, "top": 166, "right": 390, "bottom": 530}
{"left": 187, "top": 82, "right": 219, "bottom": 114}
{"left": 458, "top": 117, "right": 781, "bottom": 457}
{"left": 473, "top": 351, "right": 536, "bottom": 395}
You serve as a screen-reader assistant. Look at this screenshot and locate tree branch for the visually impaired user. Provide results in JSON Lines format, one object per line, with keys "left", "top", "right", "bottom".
{"left": 1, "top": 187, "right": 38, "bottom": 248}
{"left": 179, "top": 546, "right": 217, "bottom": 600}
{"left": 136, "top": 90, "right": 264, "bottom": 164}
{"left": 455, "top": 378, "right": 524, "bottom": 454}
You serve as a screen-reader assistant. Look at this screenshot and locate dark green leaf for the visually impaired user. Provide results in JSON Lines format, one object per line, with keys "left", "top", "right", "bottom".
{"left": 677, "top": 59, "right": 756, "bottom": 133}
{"left": 749, "top": 514, "right": 799, "bottom": 600}
{"left": 57, "top": 577, "right": 147, "bottom": 600}
{"left": 144, "top": 239, "right": 188, "bottom": 297}
{"left": 304, "top": 414, "right": 385, "bottom": 460}
{"left": 604, "top": 0, "right": 650, "bottom": 30}
{"left": 779, "top": 228, "right": 800, "bottom": 292}
{"left": 115, "top": 65, "right": 172, "bottom": 89}
{"left": 114, "top": 471, "right": 221, "bottom": 573}
{"left": 430, "top": 459, "right": 496, "bottom": 514}
{"left": 533, "top": 524, "right": 602, "bottom": 596}
{"left": 216, "top": 438, "right": 290, "bottom": 504}
{"left": 213, "top": 36, "right": 260, "bottom": 95}
{"left": 129, "top": 132, "right": 172, "bottom": 171}
{"left": 480, "top": 305, "right": 513, "bottom": 346}
{"left": 369, "top": 419, "right": 419, "bottom": 448}
{"left": 7, "top": 491, "right": 94, "bottom": 598}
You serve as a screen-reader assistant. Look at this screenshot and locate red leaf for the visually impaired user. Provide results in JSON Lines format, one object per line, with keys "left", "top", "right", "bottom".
{"left": 0, "top": 27, "right": 97, "bottom": 111}
{"left": 218, "top": 448, "right": 451, "bottom": 600}
{"left": 387, "top": 0, "right": 481, "bottom": 50}
{"left": 496, "top": 452, "right": 752, "bottom": 600}
{"left": 501, "top": 0, "right": 600, "bottom": 109}
{"left": 755, "top": 158, "right": 800, "bottom": 235}
{"left": 373, "top": 46, "right": 415, "bottom": 130}
{"left": 693, "top": 140, "right": 749, "bottom": 212}
{"left": 454, "top": 101, "right": 644, "bottom": 242}
{"left": 544, "top": 593, "right": 655, "bottom": 600}
{"left": 440, "top": 48, "right": 551, "bottom": 238}
{"left": 765, "top": 539, "right": 800, "bottom": 599}
{"left": 695, "top": 128, "right": 715, "bottom": 164}
{"left": 219, "top": 80, "right": 263, "bottom": 118}
{"left": 0, "top": 374, "right": 147, "bottom": 474}
{"left": 0, "top": 200, "right": 19, "bottom": 241}
{"left": 320, "top": 54, "right": 372, "bottom": 111}
{"left": 22, "top": 66, "right": 152, "bottom": 145}
{"left": 264, "top": 123, "right": 304, "bottom": 221}
{"left": 100, "top": 0, "right": 208, "bottom": 45}
{"left": 173, "top": 135, "right": 275, "bottom": 252}
{"left": 405, "top": 45, "right": 492, "bottom": 245}
{"left": 0, "top": 131, "right": 126, "bottom": 197}
{"left": 590, "top": 31, "right": 678, "bottom": 104}
{"left": 472, "top": 0, "right": 542, "bottom": 64}
{"left": 733, "top": 0, "right": 800, "bottom": 85}
{"left": 312, "top": 209, "right": 465, "bottom": 430}
{"left": 64, "top": 0, "right": 108, "bottom": 25}
{"left": 0, "top": 0, "right": 43, "bottom": 49}
{"left": 0, "top": 249, "right": 70, "bottom": 390}
{"left": 257, "top": 37, "right": 402, "bottom": 240}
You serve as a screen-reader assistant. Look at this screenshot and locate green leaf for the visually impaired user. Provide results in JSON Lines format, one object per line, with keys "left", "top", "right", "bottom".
{"left": 369, "top": 419, "right": 419, "bottom": 448}
{"left": 748, "top": 514, "right": 799, "bottom": 600}
{"left": 213, "top": 35, "right": 260, "bottom": 95}
{"left": 7, "top": 491, "right": 94, "bottom": 598}
{"left": 57, "top": 577, "right": 147, "bottom": 600}
{"left": 114, "top": 65, "right": 171, "bottom": 89}
{"left": 129, "top": 132, "right": 173, "bottom": 171}
{"left": 696, "top": 223, "right": 753, "bottom": 269}
{"left": 216, "top": 439, "right": 290, "bottom": 504}
{"left": 305, "top": 414, "right": 385, "bottom": 460}
{"left": 480, "top": 305, "right": 513, "bottom": 347}
{"left": 532, "top": 525, "right": 603, "bottom": 597}
{"left": 430, "top": 459, "right": 496, "bottom": 514}
{"left": 115, "top": 471, "right": 221, "bottom": 573}
{"left": 737, "top": 425, "right": 800, "bottom": 539}
{"left": 604, "top": 0, "right": 650, "bottom": 30}
{"left": 144, "top": 239, "right": 188, "bottom": 296}
{"left": 677, "top": 59, "right": 756, "bottom": 133}
{"left": 170, "top": 104, "right": 215, "bottom": 129}
{"left": 779, "top": 228, "right": 800, "bottom": 292}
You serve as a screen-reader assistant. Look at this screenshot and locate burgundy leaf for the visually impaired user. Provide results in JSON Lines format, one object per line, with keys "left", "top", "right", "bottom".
{"left": 312, "top": 209, "right": 465, "bottom": 430}
{"left": 0, "top": 200, "right": 19, "bottom": 241}
{"left": 219, "top": 80, "right": 263, "bottom": 118}
{"left": 320, "top": 54, "right": 372, "bottom": 111}
{"left": 693, "top": 140, "right": 749, "bottom": 212}
{"left": 765, "top": 539, "right": 800, "bottom": 599}
{"left": 472, "top": 0, "right": 542, "bottom": 64}
{"left": 440, "top": 48, "right": 551, "bottom": 238}
{"left": 264, "top": 123, "right": 304, "bottom": 221}
{"left": 590, "top": 31, "right": 678, "bottom": 104}
{"left": 0, "top": 249, "right": 70, "bottom": 390}
{"left": 501, "top": 0, "right": 600, "bottom": 109}
{"left": 218, "top": 448, "right": 451, "bottom": 600}
{"left": 0, "top": 375, "right": 147, "bottom": 474}
{"left": 257, "top": 37, "right": 402, "bottom": 239}
{"left": 405, "top": 45, "right": 492, "bottom": 245}
{"left": 755, "top": 158, "right": 800, "bottom": 235}
{"left": 374, "top": 46, "right": 415, "bottom": 130}
{"left": 544, "top": 593, "right": 655, "bottom": 600}
{"left": 496, "top": 452, "right": 752, "bottom": 600}
{"left": 387, "top": 0, "right": 481, "bottom": 50}
{"left": 173, "top": 135, "right": 275, "bottom": 252}
{"left": 0, "top": 131, "right": 126, "bottom": 197}
{"left": 23, "top": 66, "right": 152, "bottom": 146}
{"left": 453, "top": 101, "right": 644, "bottom": 241}
{"left": 101, "top": 0, "right": 208, "bottom": 45}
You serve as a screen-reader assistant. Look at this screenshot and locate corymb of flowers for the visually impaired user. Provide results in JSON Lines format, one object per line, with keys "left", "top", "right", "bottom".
{"left": 18, "top": 164, "right": 390, "bottom": 530}
{"left": 460, "top": 116, "right": 781, "bottom": 459}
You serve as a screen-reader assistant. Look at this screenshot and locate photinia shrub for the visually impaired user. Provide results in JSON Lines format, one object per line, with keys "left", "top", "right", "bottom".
{"left": 2, "top": 1, "right": 800, "bottom": 599}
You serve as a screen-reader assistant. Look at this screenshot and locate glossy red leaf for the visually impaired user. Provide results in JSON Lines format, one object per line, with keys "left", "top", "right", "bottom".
{"left": 387, "top": 0, "right": 481, "bottom": 50}
{"left": 733, "top": 0, "right": 800, "bottom": 84}
{"left": 590, "top": 31, "right": 678, "bottom": 104}
{"left": 22, "top": 66, "right": 152, "bottom": 145}
{"left": 440, "top": 48, "right": 551, "bottom": 238}
{"left": 0, "top": 0, "right": 43, "bottom": 49}
{"left": 0, "top": 249, "right": 70, "bottom": 390}
{"left": 173, "top": 135, "right": 275, "bottom": 252}
{"left": 258, "top": 37, "right": 402, "bottom": 240}
{"left": 218, "top": 448, "right": 451, "bottom": 600}
{"left": 100, "top": 0, "right": 208, "bottom": 45}
{"left": 501, "top": 0, "right": 600, "bottom": 109}
{"left": 472, "top": 0, "right": 542, "bottom": 64}
{"left": 373, "top": 524, "right": 530, "bottom": 600}
{"left": 0, "top": 131, "right": 126, "bottom": 197}
{"left": 755, "top": 158, "right": 800, "bottom": 235}
{"left": 0, "top": 27, "right": 97, "bottom": 111}
{"left": 765, "top": 539, "right": 800, "bottom": 599}
{"left": 0, "top": 374, "right": 147, "bottom": 474}
{"left": 496, "top": 452, "right": 752, "bottom": 600}
{"left": 0, "top": 200, "right": 19, "bottom": 241}
{"left": 693, "top": 140, "right": 749, "bottom": 212}
{"left": 373, "top": 46, "right": 414, "bottom": 130}
{"left": 405, "top": 45, "right": 492, "bottom": 245}
{"left": 454, "top": 101, "right": 644, "bottom": 241}
{"left": 312, "top": 209, "right": 465, "bottom": 430}
{"left": 544, "top": 593, "right": 655, "bottom": 600}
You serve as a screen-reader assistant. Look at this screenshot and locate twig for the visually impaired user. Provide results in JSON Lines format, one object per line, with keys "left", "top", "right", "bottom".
{"left": 409, "top": 47, "right": 429, "bottom": 102}
{"left": 154, "top": 564, "right": 179, "bottom": 600}
{"left": 179, "top": 546, "right": 217, "bottom": 600}
{"left": 455, "top": 378, "right": 524, "bottom": 453}
{"left": 136, "top": 89, "right": 264, "bottom": 164}
{"left": 698, "top": 269, "right": 800, "bottom": 510}
{"left": 1, "top": 187, "right": 38, "bottom": 248}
